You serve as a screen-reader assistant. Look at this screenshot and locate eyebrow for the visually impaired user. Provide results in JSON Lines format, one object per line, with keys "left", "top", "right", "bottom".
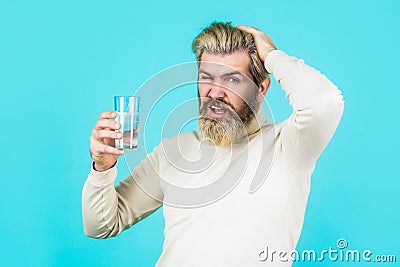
{"left": 198, "top": 69, "right": 245, "bottom": 77}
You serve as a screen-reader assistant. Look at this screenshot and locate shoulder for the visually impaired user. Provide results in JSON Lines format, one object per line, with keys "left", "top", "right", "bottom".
{"left": 259, "top": 120, "right": 285, "bottom": 139}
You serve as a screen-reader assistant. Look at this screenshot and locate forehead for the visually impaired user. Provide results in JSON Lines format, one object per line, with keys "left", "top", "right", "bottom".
{"left": 199, "top": 50, "right": 252, "bottom": 78}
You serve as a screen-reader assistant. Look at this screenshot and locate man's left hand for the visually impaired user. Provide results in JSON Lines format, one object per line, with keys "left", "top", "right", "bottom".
{"left": 236, "top": 25, "right": 277, "bottom": 63}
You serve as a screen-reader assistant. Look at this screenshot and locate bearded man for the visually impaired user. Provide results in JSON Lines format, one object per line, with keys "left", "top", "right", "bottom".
{"left": 82, "top": 22, "right": 344, "bottom": 266}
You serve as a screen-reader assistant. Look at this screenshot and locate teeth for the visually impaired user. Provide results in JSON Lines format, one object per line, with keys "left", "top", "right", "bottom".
{"left": 211, "top": 105, "right": 224, "bottom": 114}
{"left": 211, "top": 105, "right": 222, "bottom": 110}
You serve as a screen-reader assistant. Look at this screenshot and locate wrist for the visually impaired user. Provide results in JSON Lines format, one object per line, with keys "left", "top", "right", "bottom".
{"left": 88, "top": 161, "right": 118, "bottom": 187}
{"left": 93, "top": 161, "right": 117, "bottom": 172}
{"left": 264, "top": 48, "right": 277, "bottom": 63}
{"left": 264, "top": 49, "right": 286, "bottom": 74}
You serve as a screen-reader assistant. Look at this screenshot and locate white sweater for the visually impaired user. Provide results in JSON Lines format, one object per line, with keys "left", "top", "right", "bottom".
{"left": 82, "top": 50, "right": 344, "bottom": 266}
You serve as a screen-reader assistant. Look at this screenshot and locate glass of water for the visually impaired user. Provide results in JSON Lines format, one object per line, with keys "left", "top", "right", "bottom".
{"left": 114, "top": 96, "right": 140, "bottom": 149}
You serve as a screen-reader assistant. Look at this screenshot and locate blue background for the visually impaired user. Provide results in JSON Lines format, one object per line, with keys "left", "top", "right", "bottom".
{"left": 1, "top": 0, "right": 399, "bottom": 266}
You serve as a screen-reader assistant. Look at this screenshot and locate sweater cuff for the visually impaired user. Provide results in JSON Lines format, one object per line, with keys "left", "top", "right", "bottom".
{"left": 88, "top": 161, "right": 118, "bottom": 187}
{"left": 264, "top": 50, "right": 287, "bottom": 74}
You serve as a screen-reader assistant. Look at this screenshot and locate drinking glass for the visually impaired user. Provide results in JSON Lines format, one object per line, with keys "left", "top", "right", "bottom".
{"left": 114, "top": 96, "right": 140, "bottom": 149}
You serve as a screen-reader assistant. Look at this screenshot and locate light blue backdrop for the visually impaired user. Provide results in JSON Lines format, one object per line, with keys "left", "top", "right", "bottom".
{"left": 0, "top": 0, "right": 398, "bottom": 266}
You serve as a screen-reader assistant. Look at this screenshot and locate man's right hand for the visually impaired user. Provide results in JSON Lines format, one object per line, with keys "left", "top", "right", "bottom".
{"left": 90, "top": 111, "right": 124, "bottom": 172}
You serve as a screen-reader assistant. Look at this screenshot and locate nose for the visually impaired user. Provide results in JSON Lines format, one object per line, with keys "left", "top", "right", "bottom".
{"left": 208, "top": 83, "right": 226, "bottom": 99}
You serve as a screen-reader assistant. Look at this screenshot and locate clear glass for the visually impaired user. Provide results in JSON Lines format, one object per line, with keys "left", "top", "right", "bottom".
{"left": 114, "top": 96, "right": 140, "bottom": 149}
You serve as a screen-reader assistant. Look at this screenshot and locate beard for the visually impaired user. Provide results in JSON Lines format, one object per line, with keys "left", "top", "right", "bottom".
{"left": 198, "top": 94, "right": 259, "bottom": 146}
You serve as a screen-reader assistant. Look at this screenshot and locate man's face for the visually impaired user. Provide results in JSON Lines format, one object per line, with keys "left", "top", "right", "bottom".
{"left": 197, "top": 50, "right": 260, "bottom": 146}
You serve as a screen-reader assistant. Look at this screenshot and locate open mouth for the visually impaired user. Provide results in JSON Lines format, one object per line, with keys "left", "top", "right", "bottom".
{"left": 208, "top": 105, "right": 227, "bottom": 118}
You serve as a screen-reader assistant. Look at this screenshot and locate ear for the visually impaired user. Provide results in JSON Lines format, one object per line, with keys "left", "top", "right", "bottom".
{"left": 257, "top": 76, "right": 270, "bottom": 102}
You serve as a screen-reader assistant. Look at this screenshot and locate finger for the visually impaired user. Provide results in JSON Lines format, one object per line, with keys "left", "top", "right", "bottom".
{"left": 100, "top": 143, "right": 124, "bottom": 155}
{"left": 92, "top": 140, "right": 124, "bottom": 155}
{"left": 93, "top": 129, "right": 122, "bottom": 141}
{"left": 94, "top": 119, "right": 120, "bottom": 130}
{"left": 236, "top": 25, "right": 260, "bottom": 35}
{"left": 90, "top": 134, "right": 117, "bottom": 148}
{"left": 100, "top": 111, "right": 117, "bottom": 119}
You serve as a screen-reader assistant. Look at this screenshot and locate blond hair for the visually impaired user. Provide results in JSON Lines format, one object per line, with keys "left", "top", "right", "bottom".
{"left": 192, "top": 21, "right": 268, "bottom": 86}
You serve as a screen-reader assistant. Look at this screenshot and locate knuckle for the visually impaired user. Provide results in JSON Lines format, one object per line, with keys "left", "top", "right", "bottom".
{"left": 96, "top": 131, "right": 103, "bottom": 138}
{"left": 95, "top": 120, "right": 102, "bottom": 129}
{"left": 100, "top": 119, "right": 108, "bottom": 127}
{"left": 101, "top": 120, "right": 111, "bottom": 129}
{"left": 94, "top": 130, "right": 100, "bottom": 140}
{"left": 105, "top": 110, "right": 114, "bottom": 118}
{"left": 102, "top": 145, "right": 108, "bottom": 153}
{"left": 91, "top": 141, "right": 99, "bottom": 151}
{"left": 101, "top": 111, "right": 111, "bottom": 118}
{"left": 103, "top": 130, "right": 112, "bottom": 138}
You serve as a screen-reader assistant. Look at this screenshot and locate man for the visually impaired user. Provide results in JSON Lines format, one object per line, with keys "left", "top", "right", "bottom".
{"left": 82, "top": 22, "right": 344, "bottom": 266}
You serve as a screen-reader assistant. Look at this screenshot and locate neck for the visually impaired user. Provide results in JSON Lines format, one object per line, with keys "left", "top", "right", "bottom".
{"left": 238, "top": 106, "right": 266, "bottom": 142}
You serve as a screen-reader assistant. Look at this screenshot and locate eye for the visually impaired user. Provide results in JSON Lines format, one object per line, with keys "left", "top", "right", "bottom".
{"left": 200, "top": 75, "right": 213, "bottom": 80}
{"left": 227, "top": 77, "right": 239, "bottom": 83}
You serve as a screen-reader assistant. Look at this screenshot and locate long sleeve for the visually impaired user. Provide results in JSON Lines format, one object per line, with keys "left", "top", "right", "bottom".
{"left": 265, "top": 50, "right": 345, "bottom": 171}
{"left": 81, "top": 146, "right": 164, "bottom": 238}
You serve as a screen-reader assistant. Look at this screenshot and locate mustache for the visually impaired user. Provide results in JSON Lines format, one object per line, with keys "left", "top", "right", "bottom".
{"left": 200, "top": 98, "right": 235, "bottom": 112}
